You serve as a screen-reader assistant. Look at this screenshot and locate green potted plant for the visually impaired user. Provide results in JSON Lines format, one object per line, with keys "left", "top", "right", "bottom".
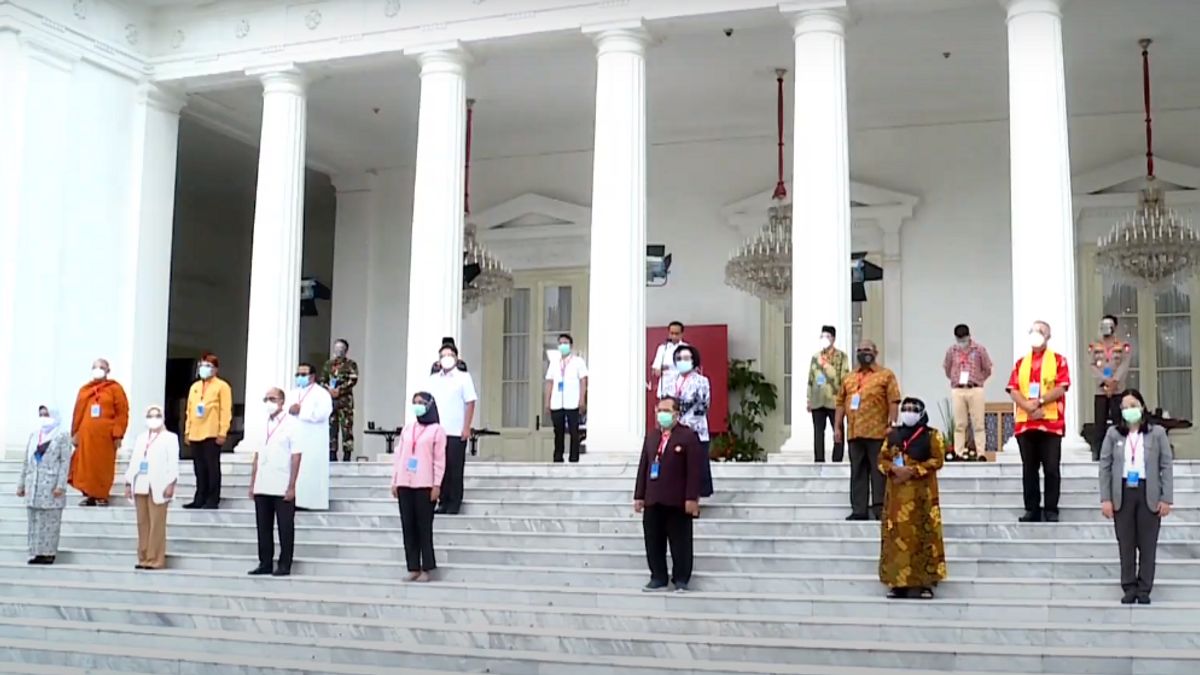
{"left": 711, "top": 359, "right": 778, "bottom": 462}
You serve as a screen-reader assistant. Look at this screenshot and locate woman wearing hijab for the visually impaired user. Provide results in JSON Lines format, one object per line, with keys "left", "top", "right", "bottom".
{"left": 877, "top": 397, "right": 947, "bottom": 599}
{"left": 392, "top": 392, "right": 447, "bottom": 582}
{"left": 123, "top": 405, "right": 181, "bottom": 570}
{"left": 1099, "top": 388, "right": 1173, "bottom": 605}
{"left": 672, "top": 345, "right": 714, "bottom": 498}
{"left": 17, "top": 406, "right": 72, "bottom": 565}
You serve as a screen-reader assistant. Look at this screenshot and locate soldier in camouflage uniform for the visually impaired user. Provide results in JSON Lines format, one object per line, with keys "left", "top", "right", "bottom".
{"left": 323, "top": 338, "right": 360, "bottom": 462}
{"left": 1089, "top": 315, "right": 1132, "bottom": 461}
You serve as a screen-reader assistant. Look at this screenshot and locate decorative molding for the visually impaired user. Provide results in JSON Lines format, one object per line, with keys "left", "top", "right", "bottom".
{"left": 137, "top": 82, "right": 187, "bottom": 115}
{"left": 72, "top": 0, "right": 87, "bottom": 21}
{"left": 383, "top": 0, "right": 402, "bottom": 17}
{"left": 472, "top": 193, "right": 591, "bottom": 269}
{"left": 124, "top": 23, "right": 138, "bottom": 46}
{"left": 1074, "top": 155, "right": 1200, "bottom": 195}
{"left": 721, "top": 180, "right": 918, "bottom": 236}
{"left": 234, "top": 19, "right": 250, "bottom": 39}
{"left": 304, "top": 9, "right": 323, "bottom": 31}
{"left": 19, "top": 34, "right": 82, "bottom": 72}
{"left": 170, "top": 29, "right": 185, "bottom": 50}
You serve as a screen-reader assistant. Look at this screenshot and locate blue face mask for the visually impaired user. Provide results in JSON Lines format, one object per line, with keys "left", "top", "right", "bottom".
{"left": 558, "top": 343, "right": 571, "bottom": 356}
{"left": 296, "top": 375, "right": 311, "bottom": 388}
{"left": 412, "top": 403, "right": 428, "bottom": 418}
{"left": 197, "top": 364, "right": 213, "bottom": 379}
{"left": 676, "top": 360, "right": 694, "bottom": 375}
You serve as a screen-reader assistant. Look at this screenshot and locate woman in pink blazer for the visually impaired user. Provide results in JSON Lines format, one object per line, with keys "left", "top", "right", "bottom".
{"left": 392, "top": 392, "right": 447, "bottom": 582}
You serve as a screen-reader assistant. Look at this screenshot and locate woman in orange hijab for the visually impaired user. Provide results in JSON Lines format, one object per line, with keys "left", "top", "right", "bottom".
{"left": 69, "top": 358, "right": 129, "bottom": 506}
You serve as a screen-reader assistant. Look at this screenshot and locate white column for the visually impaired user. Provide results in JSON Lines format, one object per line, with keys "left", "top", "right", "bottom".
{"left": 402, "top": 46, "right": 468, "bottom": 404}
{"left": 880, "top": 222, "right": 904, "bottom": 386}
{"left": 242, "top": 65, "right": 308, "bottom": 446}
{"left": 0, "top": 28, "right": 28, "bottom": 456}
{"left": 780, "top": 4, "right": 852, "bottom": 457}
{"left": 1004, "top": 0, "right": 1087, "bottom": 452}
{"left": 114, "top": 84, "right": 186, "bottom": 442}
{"left": 583, "top": 23, "right": 649, "bottom": 454}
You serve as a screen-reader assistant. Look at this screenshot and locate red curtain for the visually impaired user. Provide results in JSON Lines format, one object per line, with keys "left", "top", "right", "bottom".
{"left": 646, "top": 324, "right": 729, "bottom": 435}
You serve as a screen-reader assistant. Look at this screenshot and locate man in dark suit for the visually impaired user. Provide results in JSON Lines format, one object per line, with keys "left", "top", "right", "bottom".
{"left": 634, "top": 396, "right": 704, "bottom": 593}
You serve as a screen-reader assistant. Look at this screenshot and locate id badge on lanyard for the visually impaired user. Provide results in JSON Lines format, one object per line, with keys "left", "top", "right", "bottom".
{"left": 850, "top": 394, "right": 861, "bottom": 411}
{"left": 406, "top": 457, "right": 419, "bottom": 473}
{"left": 650, "top": 433, "right": 668, "bottom": 480}
{"left": 139, "top": 460, "right": 149, "bottom": 475}
{"left": 958, "top": 369, "right": 970, "bottom": 386}
{"left": 90, "top": 403, "right": 101, "bottom": 418}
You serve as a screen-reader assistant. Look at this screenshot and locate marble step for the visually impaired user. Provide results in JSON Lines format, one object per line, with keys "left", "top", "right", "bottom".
{"left": 5, "top": 553, "right": 1199, "bottom": 601}
{"left": 7, "top": 594, "right": 1200, "bottom": 655}
{"left": 8, "top": 504, "right": 1200, "bottom": 538}
{"left": 5, "top": 496, "right": 1180, "bottom": 522}
{"left": 6, "top": 519, "right": 1195, "bottom": 558}
{"left": 7, "top": 533, "right": 1200, "bottom": 579}
{"left": 7, "top": 575, "right": 1200, "bottom": 631}
{"left": 0, "top": 612, "right": 1194, "bottom": 675}
{"left": 8, "top": 564, "right": 1195, "bottom": 624}
{"left": 0, "top": 663, "right": 144, "bottom": 675}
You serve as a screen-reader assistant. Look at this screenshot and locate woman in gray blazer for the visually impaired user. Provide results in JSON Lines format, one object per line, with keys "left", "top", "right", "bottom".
{"left": 1099, "top": 389, "right": 1174, "bottom": 605}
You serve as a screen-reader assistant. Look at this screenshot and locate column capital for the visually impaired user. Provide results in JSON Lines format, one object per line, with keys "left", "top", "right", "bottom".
{"left": 332, "top": 170, "right": 377, "bottom": 194}
{"left": 137, "top": 83, "right": 187, "bottom": 115}
{"left": 583, "top": 20, "right": 652, "bottom": 55}
{"left": 406, "top": 41, "right": 473, "bottom": 75}
{"left": 1001, "top": 0, "right": 1068, "bottom": 20}
{"left": 246, "top": 63, "right": 307, "bottom": 95}
{"left": 780, "top": 0, "right": 851, "bottom": 34}
{"left": 19, "top": 34, "right": 81, "bottom": 73}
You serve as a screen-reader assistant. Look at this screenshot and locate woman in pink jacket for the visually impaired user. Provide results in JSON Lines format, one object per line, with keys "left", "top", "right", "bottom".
{"left": 392, "top": 391, "right": 447, "bottom": 582}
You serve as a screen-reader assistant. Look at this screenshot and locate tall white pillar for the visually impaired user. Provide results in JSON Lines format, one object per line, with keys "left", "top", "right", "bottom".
{"left": 402, "top": 46, "right": 468, "bottom": 405}
{"left": 1004, "top": 0, "right": 1087, "bottom": 452}
{"left": 583, "top": 23, "right": 649, "bottom": 454}
{"left": 115, "top": 84, "right": 186, "bottom": 440}
{"left": 242, "top": 65, "right": 308, "bottom": 445}
{"left": 780, "top": 3, "right": 852, "bottom": 457}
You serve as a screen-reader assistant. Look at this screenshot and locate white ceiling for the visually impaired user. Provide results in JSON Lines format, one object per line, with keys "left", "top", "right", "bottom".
{"left": 185, "top": 0, "right": 1200, "bottom": 175}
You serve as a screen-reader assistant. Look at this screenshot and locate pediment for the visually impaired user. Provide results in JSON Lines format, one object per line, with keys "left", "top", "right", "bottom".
{"left": 721, "top": 180, "right": 919, "bottom": 234}
{"left": 1074, "top": 156, "right": 1200, "bottom": 196}
{"left": 472, "top": 193, "right": 590, "bottom": 243}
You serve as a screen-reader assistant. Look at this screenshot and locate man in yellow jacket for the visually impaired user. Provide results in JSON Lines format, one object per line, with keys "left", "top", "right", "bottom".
{"left": 183, "top": 352, "right": 232, "bottom": 510}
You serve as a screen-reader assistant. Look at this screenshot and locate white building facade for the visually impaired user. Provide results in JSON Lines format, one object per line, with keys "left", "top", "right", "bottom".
{"left": 4, "top": 0, "right": 1200, "bottom": 459}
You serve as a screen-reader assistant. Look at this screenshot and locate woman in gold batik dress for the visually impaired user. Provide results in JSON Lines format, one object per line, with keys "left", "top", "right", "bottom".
{"left": 877, "top": 396, "right": 947, "bottom": 599}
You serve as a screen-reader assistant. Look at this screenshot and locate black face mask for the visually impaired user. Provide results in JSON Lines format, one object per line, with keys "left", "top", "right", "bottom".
{"left": 856, "top": 352, "right": 875, "bottom": 366}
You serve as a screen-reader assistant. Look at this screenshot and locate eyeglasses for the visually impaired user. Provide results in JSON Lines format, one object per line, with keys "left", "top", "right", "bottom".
{"left": 262, "top": 397, "right": 281, "bottom": 403}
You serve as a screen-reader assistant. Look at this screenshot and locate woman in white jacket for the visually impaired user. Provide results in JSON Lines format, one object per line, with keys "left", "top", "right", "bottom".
{"left": 123, "top": 405, "right": 180, "bottom": 570}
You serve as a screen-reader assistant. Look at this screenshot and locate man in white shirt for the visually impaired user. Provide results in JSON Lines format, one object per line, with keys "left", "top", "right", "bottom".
{"left": 544, "top": 333, "right": 589, "bottom": 463}
{"left": 286, "top": 363, "right": 333, "bottom": 511}
{"left": 249, "top": 388, "right": 301, "bottom": 577}
{"left": 426, "top": 342, "right": 478, "bottom": 514}
{"left": 650, "top": 321, "right": 687, "bottom": 398}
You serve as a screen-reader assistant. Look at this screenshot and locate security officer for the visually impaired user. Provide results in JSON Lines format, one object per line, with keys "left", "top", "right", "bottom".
{"left": 1088, "top": 314, "right": 1131, "bottom": 461}
{"left": 322, "top": 338, "right": 359, "bottom": 462}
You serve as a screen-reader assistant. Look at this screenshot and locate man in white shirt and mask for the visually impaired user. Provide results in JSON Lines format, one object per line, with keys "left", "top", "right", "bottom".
{"left": 249, "top": 387, "right": 301, "bottom": 577}
{"left": 650, "top": 321, "right": 687, "bottom": 399}
{"left": 286, "top": 363, "right": 333, "bottom": 511}
{"left": 426, "top": 341, "right": 477, "bottom": 515}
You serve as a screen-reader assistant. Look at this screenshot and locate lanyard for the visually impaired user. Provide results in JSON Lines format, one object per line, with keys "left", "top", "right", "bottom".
{"left": 265, "top": 414, "right": 286, "bottom": 445}
{"left": 1128, "top": 433, "right": 1142, "bottom": 466}
{"left": 655, "top": 431, "right": 670, "bottom": 460}
{"left": 900, "top": 427, "right": 926, "bottom": 454}
{"left": 144, "top": 430, "right": 161, "bottom": 454}
{"left": 37, "top": 430, "right": 45, "bottom": 447}
{"left": 90, "top": 382, "right": 106, "bottom": 404}
{"left": 408, "top": 424, "right": 430, "bottom": 456}
{"left": 855, "top": 370, "right": 872, "bottom": 394}
{"left": 675, "top": 373, "right": 692, "bottom": 398}
{"left": 296, "top": 384, "right": 315, "bottom": 406}
{"left": 560, "top": 356, "right": 571, "bottom": 381}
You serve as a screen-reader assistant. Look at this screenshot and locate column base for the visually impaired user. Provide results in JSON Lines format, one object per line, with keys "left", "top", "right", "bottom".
{"left": 581, "top": 430, "right": 644, "bottom": 460}
{"left": 1003, "top": 433, "right": 1092, "bottom": 459}
{"left": 777, "top": 432, "right": 817, "bottom": 462}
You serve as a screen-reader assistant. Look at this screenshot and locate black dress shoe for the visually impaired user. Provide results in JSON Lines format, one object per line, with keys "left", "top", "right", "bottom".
{"left": 1018, "top": 511, "right": 1042, "bottom": 523}
{"left": 1043, "top": 511, "right": 1060, "bottom": 523}
{"left": 1121, "top": 590, "right": 1137, "bottom": 605}
{"left": 845, "top": 513, "right": 868, "bottom": 521}
{"left": 1136, "top": 594, "right": 1152, "bottom": 605}
{"left": 182, "top": 502, "right": 200, "bottom": 510}
{"left": 272, "top": 568, "right": 292, "bottom": 577}
{"left": 248, "top": 566, "right": 273, "bottom": 576}
{"left": 201, "top": 504, "right": 219, "bottom": 510}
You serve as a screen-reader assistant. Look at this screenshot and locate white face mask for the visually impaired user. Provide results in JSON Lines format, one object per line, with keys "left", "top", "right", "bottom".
{"left": 819, "top": 336, "right": 832, "bottom": 350}
{"left": 37, "top": 416, "right": 54, "bottom": 429}
{"left": 899, "top": 411, "right": 922, "bottom": 427}
{"left": 439, "top": 355, "right": 456, "bottom": 371}
{"left": 91, "top": 367, "right": 106, "bottom": 380}
{"left": 1029, "top": 331, "right": 1047, "bottom": 349}
{"left": 264, "top": 401, "right": 281, "bottom": 417}
{"left": 146, "top": 417, "right": 164, "bottom": 430}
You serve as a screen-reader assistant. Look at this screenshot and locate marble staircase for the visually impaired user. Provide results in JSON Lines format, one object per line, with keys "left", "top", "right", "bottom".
{"left": 1, "top": 458, "right": 1198, "bottom": 674}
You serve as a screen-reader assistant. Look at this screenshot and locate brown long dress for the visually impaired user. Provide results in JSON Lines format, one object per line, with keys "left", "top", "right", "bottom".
{"left": 68, "top": 379, "right": 129, "bottom": 500}
{"left": 877, "top": 429, "right": 948, "bottom": 589}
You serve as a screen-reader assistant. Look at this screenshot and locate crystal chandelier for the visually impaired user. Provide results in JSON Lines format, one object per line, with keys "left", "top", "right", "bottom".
{"left": 461, "top": 98, "right": 513, "bottom": 315}
{"left": 725, "top": 69, "right": 792, "bottom": 308}
{"left": 1096, "top": 39, "right": 1200, "bottom": 288}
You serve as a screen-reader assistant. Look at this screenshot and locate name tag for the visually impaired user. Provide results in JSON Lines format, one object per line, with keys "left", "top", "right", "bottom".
{"left": 850, "top": 394, "right": 861, "bottom": 411}
{"left": 815, "top": 372, "right": 827, "bottom": 386}
{"left": 196, "top": 403, "right": 205, "bottom": 417}
{"left": 1127, "top": 469, "right": 1140, "bottom": 486}
{"left": 138, "top": 461, "right": 149, "bottom": 475}
{"left": 90, "top": 404, "right": 101, "bottom": 418}
{"left": 649, "top": 462, "right": 660, "bottom": 481}
{"left": 958, "top": 370, "right": 970, "bottom": 386}
{"left": 1103, "top": 367, "right": 1113, "bottom": 378}
{"left": 1027, "top": 383, "right": 1041, "bottom": 400}
{"left": 406, "top": 457, "right": 418, "bottom": 473}
{"left": 893, "top": 454, "right": 905, "bottom": 467}
{"left": 557, "top": 381, "right": 564, "bottom": 392}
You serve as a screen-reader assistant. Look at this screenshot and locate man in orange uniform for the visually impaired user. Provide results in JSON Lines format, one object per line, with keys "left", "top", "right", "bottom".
{"left": 1007, "top": 320, "right": 1072, "bottom": 523}
{"left": 69, "top": 358, "right": 129, "bottom": 506}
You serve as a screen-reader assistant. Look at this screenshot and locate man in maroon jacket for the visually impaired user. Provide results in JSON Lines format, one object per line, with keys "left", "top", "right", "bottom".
{"left": 634, "top": 396, "right": 704, "bottom": 593}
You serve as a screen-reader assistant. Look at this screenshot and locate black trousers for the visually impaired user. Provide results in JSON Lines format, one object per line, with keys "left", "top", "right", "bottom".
{"left": 643, "top": 504, "right": 694, "bottom": 585}
{"left": 438, "top": 436, "right": 467, "bottom": 513}
{"left": 1115, "top": 484, "right": 1162, "bottom": 595}
{"left": 1091, "top": 394, "right": 1123, "bottom": 461}
{"left": 551, "top": 408, "right": 582, "bottom": 463}
{"left": 254, "top": 494, "right": 295, "bottom": 570}
{"left": 848, "top": 438, "right": 884, "bottom": 518}
{"left": 191, "top": 437, "right": 222, "bottom": 507}
{"left": 1017, "top": 431, "right": 1062, "bottom": 515}
{"left": 811, "top": 408, "right": 844, "bottom": 463}
{"left": 397, "top": 487, "right": 437, "bottom": 572}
